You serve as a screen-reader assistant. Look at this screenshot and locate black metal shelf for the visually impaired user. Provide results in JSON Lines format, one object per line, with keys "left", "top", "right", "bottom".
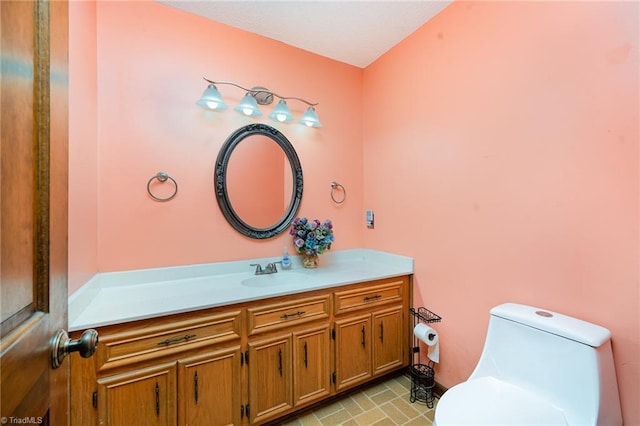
{"left": 410, "top": 307, "right": 442, "bottom": 324}
{"left": 409, "top": 307, "right": 441, "bottom": 409}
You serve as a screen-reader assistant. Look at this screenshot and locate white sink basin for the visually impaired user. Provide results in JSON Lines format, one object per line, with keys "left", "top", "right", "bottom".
{"left": 241, "top": 272, "right": 314, "bottom": 288}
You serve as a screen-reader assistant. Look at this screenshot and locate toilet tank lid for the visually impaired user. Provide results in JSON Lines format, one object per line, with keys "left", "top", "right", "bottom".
{"left": 491, "top": 303, "right": 612, "bottom": 347}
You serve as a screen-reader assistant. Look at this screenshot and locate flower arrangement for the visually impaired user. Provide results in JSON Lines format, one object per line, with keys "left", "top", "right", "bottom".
{"left": 289, "top": 217, "right": 335, "bottom": 256}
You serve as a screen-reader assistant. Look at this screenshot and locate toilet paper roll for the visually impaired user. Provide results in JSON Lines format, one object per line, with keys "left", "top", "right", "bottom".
{"left": 413, "top": 323, "right": 440, "bottom": 363}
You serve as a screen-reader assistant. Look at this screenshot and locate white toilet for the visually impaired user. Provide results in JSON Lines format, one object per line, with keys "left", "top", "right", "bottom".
{"left": 434, "top": 303, "right": 622, "bottom": 425}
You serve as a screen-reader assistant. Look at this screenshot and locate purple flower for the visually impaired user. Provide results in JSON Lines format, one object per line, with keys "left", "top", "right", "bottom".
{"left": 289, "top": 217, "right": 335, "bottom": 255}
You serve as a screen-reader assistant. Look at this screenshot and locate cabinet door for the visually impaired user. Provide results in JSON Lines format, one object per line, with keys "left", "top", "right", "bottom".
{"left": 372, "top": 306, "right": 404, "bottom": 375}
{"left": 248, "top": 335, "right": 293, "bottom": 424}
{"left": 334, "top": 314, "right": 372, "bottom": 391}
{"left": 97, "top": 362, "right": 177, "bottom": 426}
{"left": 293, "top": 326, "right": 331, "bottom": 406}
{"left": 178, "top": 345, "right": 242, "bottom": 426}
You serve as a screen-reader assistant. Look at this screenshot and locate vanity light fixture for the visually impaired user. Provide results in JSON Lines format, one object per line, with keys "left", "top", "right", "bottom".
{"left": 268, "top": 99, "right": 294, "bottom": 123}
{"left": 197, "top": 78, "right": 322, "bottom": 127}
{"left": 299, "top": 106, "right": 322, "bottom": 128}
{"left": 196, "top": 84, "right": 227, "bottom": 110}
{"left": 234, "top": 92, "right": 263, "bottom": 117}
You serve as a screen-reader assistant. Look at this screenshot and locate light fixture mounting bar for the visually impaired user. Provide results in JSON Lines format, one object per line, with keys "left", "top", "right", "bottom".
{"left": 203, "top": 77, "right": 318, "bottom": 107}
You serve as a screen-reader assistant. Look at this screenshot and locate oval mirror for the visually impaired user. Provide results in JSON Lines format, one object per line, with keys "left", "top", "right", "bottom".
{"left": 214, "top": 124, "right": 303, "bottom": 239}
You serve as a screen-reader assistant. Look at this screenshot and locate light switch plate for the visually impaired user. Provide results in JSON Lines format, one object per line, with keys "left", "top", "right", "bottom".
{"left": 366, "top": 210, "right": 374, "bottom": 229}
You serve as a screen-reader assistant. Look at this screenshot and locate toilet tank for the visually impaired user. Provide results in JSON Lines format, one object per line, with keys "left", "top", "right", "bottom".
{"left": 470, "top": 303, "right": 621, "bottom": 425}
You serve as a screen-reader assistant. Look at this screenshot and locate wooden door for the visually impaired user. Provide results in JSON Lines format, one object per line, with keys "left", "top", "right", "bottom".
{"left": 292, "top": 326, "right": 331, "bottom": 407}
{"left": 372, "top": 307, "right": 404, "bottom": 375}
{"left": 0, "top": 1, "right": 69, "bottom": 424}
{"left": 97, "top": 362, "right": 178, "bottom": 426}
{"left": 178, "top": 346, "right": 243, "bottom": 426}
{"left": 334, "top": 314, "right": 372, "bottom": 391}
{"left": 247, "top": 335, "right": 293, "bottom": 424}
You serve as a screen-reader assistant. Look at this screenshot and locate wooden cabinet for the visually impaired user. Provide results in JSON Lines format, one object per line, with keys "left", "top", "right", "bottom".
{"left": 333, "top": 278, "right": 408, "bottom": 392}
{"left": 97, "top": 362, "right": 177, "bottom": 426}
{"left": 71, "top": 309, "right": 243, "bottom": 426}
{"left": 247, "top": 334, "right": 293, "bottom": 424}
{"left": 94, "top": 347, "right": 243, "bottom": 426}
{"left": 246, "top": 295, "right": 331, "bottom": 424}
{"left": 178, "top": 346, "right": 243, "bottom": 426}
{"left": 334, "top": 314, "right": 372, "bottom": 391}
{"left": 71, "top": 275, "right": 410, "bottom": 426}
{"left": 372, "top": 306, "right": 404, "bottom": 374}
{"left": 246, "top": 326, "right": 332, "bottom": 424}
{"left": 246, "top": 295, "right": 331, "bottom": 337}
{"left": 292, "top": 325, "right": 331, "bottom": 406}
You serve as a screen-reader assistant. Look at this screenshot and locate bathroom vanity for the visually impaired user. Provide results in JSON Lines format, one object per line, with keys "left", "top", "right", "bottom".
{"left": 68, "top": 249, "right": 413, "bottom": 425}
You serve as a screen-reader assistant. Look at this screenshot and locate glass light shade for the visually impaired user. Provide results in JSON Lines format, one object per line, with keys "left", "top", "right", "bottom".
{"left": 234, "top": 93, "right": 262, "bottom": 117}
{"left": 268, "top": 100, "right": 294, "bottom": 123}
{"left": 196, "top": 84, "right": 227, "bottom": 110}
{"left": 299, "top": 106, "right": 322, "bottom": 127}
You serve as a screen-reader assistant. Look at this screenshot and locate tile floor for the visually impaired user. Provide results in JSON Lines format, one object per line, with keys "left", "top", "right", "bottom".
{"left": 278, "top": 374, "right": 438, "bottom": 426}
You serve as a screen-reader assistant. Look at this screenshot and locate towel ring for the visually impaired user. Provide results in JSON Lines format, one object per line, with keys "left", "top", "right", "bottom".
{"left": 330, "top": 181, "right": 346, "bottom": 204}
{"left": 147, "top": 171, "right": 178, "bottom": 202}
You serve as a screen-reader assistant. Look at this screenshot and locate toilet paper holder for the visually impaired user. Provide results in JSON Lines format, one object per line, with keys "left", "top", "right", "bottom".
{"left": 409, "top": 307, "right": 442, "bottom": 409}
{"left": 410, "top": 307, "right": 441, "bottom": 355}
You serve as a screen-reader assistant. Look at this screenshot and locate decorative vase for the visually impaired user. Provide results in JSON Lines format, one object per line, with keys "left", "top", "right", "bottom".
{"left": 302, "top": 253, "right": 319, "bottom": 269}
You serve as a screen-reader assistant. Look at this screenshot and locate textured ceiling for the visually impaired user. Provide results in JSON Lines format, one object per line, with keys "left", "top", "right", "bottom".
{"left": 157, "top": 1, "right": 453, "bottom": 68}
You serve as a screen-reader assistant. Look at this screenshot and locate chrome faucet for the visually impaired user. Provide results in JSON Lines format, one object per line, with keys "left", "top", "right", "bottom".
{"left": 250, "top": 262, "right": 281, "bottom": 275}
{"left": 264, "top": 262, "right": 280, "bottom": 274}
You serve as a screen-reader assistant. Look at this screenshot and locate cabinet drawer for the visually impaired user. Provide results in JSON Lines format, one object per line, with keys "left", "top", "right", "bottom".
{"left": 334, "top": 278, "right": 406, "bottom": 315}
{"left": 96, "top": 310, "right": 242, "bottom": 371}
{"left": 247, "top": 295, "right": 331, "bottom": 336}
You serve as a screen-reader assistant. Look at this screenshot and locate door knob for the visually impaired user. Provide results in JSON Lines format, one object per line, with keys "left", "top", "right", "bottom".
{"left": 50, "top": 328, "right": 98, "bottom": 369}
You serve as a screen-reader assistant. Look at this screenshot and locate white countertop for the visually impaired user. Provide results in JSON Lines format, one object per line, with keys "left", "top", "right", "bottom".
{"left": 68, "top": 249, "right": 413, "bottom": 331}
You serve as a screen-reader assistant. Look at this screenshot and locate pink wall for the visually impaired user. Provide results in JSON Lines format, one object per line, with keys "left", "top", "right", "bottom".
{"left": 87, "top": 0, "right": 364, "bottom": 272}
{"left": 68, "top": 1, "right": 98, "bottom": 293}
{"left": 363, "top": 1, "right": 638, "bottom": 422}
{"left": 69, "top": 0, "right": 639, "bottom": 421}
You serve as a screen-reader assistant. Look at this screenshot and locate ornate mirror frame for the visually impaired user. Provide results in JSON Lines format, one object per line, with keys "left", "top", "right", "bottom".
{"left": 214, "top": 123, "right": 303, "bottom": 239}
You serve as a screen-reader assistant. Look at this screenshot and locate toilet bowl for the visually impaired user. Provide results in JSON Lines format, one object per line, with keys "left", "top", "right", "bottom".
{"left": 434, "top": 303, "right": 622, "bottom": 425}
